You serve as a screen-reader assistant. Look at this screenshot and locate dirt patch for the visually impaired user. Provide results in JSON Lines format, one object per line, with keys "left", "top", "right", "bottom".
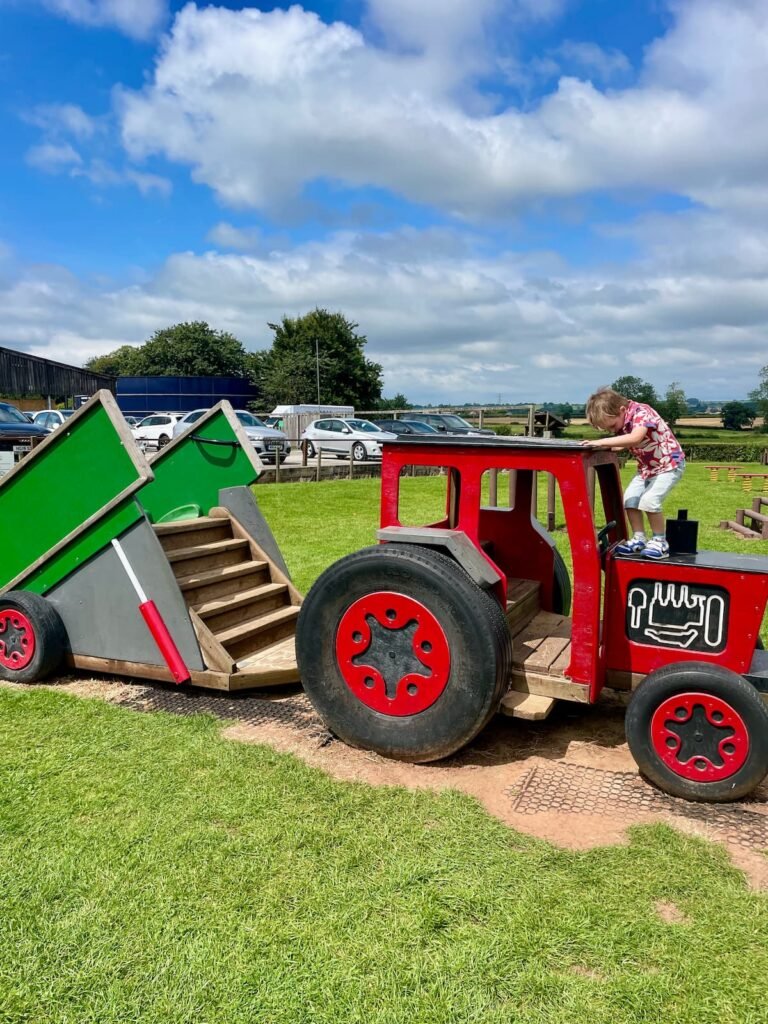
{"left": 655, "top": 901, "right": 691, "bottom": 925}
{"left": 7, "top": 674, "right": 768, "bottom": 888}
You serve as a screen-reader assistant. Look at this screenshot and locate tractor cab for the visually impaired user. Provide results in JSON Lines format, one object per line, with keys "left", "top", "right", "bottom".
{"left": 296, "top": 433, "right": 768, "bottom": 803}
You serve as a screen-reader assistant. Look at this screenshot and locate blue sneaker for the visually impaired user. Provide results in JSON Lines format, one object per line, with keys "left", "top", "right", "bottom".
{"left": 643, "top": 537, "right": 669, "bottom": 560}
{"left": 616, "top": 536, "right": 646, "bottom": 554}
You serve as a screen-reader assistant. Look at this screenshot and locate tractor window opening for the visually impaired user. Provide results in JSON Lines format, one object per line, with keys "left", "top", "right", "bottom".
{"left": 396, "top": 467, "right": 455, "bottom": 529}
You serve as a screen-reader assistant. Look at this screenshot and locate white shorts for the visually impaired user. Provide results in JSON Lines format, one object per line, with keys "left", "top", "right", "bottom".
{"left": 624, "top": 466, "right": 685, "bottom": 514}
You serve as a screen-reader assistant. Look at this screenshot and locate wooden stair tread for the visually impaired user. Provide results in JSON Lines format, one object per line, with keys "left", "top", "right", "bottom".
{"left": 499, "top": 691, "right": 555, "bottom": 720}
{"left": 506, "top": 578, "right": 539, "bottom": 609}
{"left": 236, "top": 636, "right": 298, "bottom": 673}
{"left": 192, "top": 582, "right": 288, "bottom": 618}
{"left": 153, "top": 517, "right": 223, "bottom": 535}
{"left": 214, "top": 605, "right": 300, "bottom": 646}
{"left": 512, "top": 611, "right": 572, "bottom": 674}
{"left": 177, "top": 559, "right": 268, "bottom": 590}
{"left": 167, "top": 538, "right": 248, "bottom": 563}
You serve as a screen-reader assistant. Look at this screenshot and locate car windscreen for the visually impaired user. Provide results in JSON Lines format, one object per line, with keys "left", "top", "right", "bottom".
{"left": 0, "top": 405, "right": 31, "bottom": 425}
{"left": 61, "top": 410, "right": 75, "bottom": 418}
{"left": 237, "top": 412, "right": 266, "bottom": 427}
{"left": 402, "top": 420, "right": 438, "bottom": 433}
{"left": 347, "top": 419, "right": 380, "bottom": 432}
{"left": 442, "top": 415, "right": 474, "bottom": 429}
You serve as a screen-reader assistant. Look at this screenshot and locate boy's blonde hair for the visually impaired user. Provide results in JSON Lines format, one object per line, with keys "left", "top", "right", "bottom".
{"left": 585, "top": 387, "right": 628, "bottom": 429}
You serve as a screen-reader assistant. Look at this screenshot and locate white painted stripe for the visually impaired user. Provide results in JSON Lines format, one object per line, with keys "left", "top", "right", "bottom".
{"left": 111, "top": 538, "right": 148, "bottom": 604}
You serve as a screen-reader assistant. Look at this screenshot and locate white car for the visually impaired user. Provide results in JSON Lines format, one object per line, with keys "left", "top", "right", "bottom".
{"left": 131, "top": 412, "right": 184, "bottom": 449}
{"left": 172, "top": 408, "right": 291, "bottom": 464}
{"left": 31, "top": 409, "right": 75, "bottom": 430}
{"left": 301, "top": 418, "right": 397, "bottom": 460}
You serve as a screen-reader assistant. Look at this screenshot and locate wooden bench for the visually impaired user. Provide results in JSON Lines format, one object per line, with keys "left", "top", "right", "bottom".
{"left": 704, "top": 464, "right": 740, "bottom": 482}
{"left": 735, "top": 473, "right": 768, "bottom": 493}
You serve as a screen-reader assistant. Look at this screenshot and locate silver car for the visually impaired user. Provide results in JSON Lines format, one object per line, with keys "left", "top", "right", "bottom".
{"left": 173, "top": 408, "right": 291, "bottom": 464}
{"left": 300, "top": 417, "right": 397, "bottom": 460}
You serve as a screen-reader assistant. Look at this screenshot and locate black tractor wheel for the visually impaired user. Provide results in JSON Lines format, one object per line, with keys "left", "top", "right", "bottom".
{"left": 296, "top": 544, "right": 512, "bottom": 763}
{"left": 552, "top": 548, "right": 571, "bottom": 616}
{"left": 0, "top": 591, "right": 67, "bottom": 683}
{"left": 626, "top": 662, "right": 768, "bottom": 802}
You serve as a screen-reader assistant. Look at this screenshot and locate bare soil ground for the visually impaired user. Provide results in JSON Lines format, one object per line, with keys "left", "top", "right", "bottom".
{"left": 8, "top": 672, "right": 768, "bottom": 888}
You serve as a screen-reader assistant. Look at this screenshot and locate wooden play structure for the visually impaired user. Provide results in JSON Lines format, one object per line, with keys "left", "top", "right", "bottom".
{"left": 0, "top": 392, "right": 300, "bottom": 691}
{"left": 720, "top": 495, "right": 768, "bottom": 541}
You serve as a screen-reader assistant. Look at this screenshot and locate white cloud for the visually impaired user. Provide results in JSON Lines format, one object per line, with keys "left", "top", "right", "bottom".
{"left": 39, "top": 0, "right": 167, "bottom": 39}
{"left": 26, "top": 103, "right": 98, "bottom": 140}
{"left": 207, "top": 223, "right": 264, "bottom": 252}
{"left": 117, "top": 0, "right": 768, "bottom": 218}
{"left": 548, "top": 40, "right": 631, "bottom": 81}
{"left": 3, "top": 218, "right": 768, "bottom": 403}
{"left": 26, "top": 142, "right": 82, "bottom": 171}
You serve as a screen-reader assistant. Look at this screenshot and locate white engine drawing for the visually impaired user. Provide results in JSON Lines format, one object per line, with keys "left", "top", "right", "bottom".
{"left": 627, "top": 581, "right": 726, "bottom": 650}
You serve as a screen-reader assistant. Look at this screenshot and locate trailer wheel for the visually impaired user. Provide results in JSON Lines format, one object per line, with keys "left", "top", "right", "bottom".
{"left": 0, "top": 592, "right": 67, "bottom": 683}
{"left": 626, "top": 662, "right": 768, "bottom": 802}
{"left": 296, "top": 544, "right": 512, "bottom": 762}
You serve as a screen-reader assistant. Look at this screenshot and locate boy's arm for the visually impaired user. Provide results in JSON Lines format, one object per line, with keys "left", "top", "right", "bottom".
{"left": 581, "top": 425, "right": 648, "bottom": 449}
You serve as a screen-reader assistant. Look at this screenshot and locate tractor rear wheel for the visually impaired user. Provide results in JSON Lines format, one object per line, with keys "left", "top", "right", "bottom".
{"left": 296, "top": 544, "right": 512, "bottom": 762}
{"left": 626, "top": 662, "right": 768, "bottom": 802}
{"left": 0, "top": 591, "right": 67, "bottom": 683}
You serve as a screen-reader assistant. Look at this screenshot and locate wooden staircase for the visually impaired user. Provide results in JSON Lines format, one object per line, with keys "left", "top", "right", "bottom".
{"left": 500, "top": 577, "right": 583, "bottom": 720}
{"left": 154, "top": 511, "right": 301, "bottom": 690}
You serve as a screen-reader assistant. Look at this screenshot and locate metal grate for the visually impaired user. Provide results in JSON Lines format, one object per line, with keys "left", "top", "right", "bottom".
{"left": 107, "top": 683, "right": 330, "bottom": 741}
{"left": 508, "top": 762, "right": 768, "bottom": 851}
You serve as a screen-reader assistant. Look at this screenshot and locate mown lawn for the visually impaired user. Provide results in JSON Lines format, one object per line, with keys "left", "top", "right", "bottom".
{"left": 2, "top": 463, "right": 768, "bottom": 1023}
{"left": 2, "top": 687, "right": 768, "bottom": 1024}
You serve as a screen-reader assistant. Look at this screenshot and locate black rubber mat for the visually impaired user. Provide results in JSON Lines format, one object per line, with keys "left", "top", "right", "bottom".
{"left": 508, "top": 762, "right": 768, "bottom": 851}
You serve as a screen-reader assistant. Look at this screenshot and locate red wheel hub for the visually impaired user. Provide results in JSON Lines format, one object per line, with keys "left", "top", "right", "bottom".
{"left": 651, "top": 692, "right": 749, "bottom": 782}
{"left": 0, "top": 609, "right": 36, "bottom": 671}
{"left": 335, "top": 591, "right": 450, "bottom": 716}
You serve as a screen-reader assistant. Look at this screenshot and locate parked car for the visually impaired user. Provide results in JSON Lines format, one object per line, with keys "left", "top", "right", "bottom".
{"left": 172, "top": 408, "right": 291, "bottom": 464}
{"left": 371, "top": 419, "right": 440, "bottom": 436}
{"left": 0, "top": 403, "right": 51, "bottom": 456}
{"left": 131, "top": 412, "right": 184, "bottom": 449}
{"left": 301, "top": 418, "right": 397, "bottom": 460}
{"left": 31, "top": 409, "right": 75, "bottom": 430}
{"left": 405, "top": 413, "right": 495, "bottom": 436}
{"left": 123, "top": 415, "right": 141, "bottom": 428}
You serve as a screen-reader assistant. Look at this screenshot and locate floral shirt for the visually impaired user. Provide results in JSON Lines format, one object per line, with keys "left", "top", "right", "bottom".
{"left": 622, "top": 401, "right": 685, "bottom": 480}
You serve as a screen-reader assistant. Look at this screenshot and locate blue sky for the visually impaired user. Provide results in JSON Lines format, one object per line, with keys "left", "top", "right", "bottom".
{"left": 1, "top": 0, "right": 767, "bottom": 403}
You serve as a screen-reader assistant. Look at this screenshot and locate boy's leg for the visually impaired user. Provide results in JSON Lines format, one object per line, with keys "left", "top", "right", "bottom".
{"left": 616, "top": 476, "right": 648, "bottom": 553}
{"left": 639, "top": 469, "right": 684, "bottom": 559}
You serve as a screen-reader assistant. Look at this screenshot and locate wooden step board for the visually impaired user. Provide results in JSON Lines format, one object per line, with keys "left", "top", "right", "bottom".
{"left": 506, "top": 578, "right": 540, "bottom": 632}
{"left": 508, "top": 610, "right": 588, "bottom": 703}
{"left": 154, "top": 513, "right": 301, "bottom": 690}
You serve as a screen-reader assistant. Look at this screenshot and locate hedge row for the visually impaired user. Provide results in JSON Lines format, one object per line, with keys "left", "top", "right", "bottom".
{"left": 681, "top": 443, "right": 768, "bottom": 462}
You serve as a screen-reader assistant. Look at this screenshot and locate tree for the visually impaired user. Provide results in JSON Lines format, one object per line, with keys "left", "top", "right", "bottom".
{"left": 750, "top": 365, "right": 768, "bottom": 433}
{"left": 250, "top": 308, "right": 383, "bottom": 409}
{"left": 611, "top": 376, "right": 658, "bottom": 406}
{"left": 720, "top": 401, "right": 754, "bottom": 431}
{"left": 84, "top": 344, "right": 142, "bottom": 377}
{"left": 373, "top": 393, "right": 410, "bottom": 412}
{"left": 658, "top": 381, "right": 687, "bottom": 428}
{"left": 84, "top": 322, "right": 249, "bottom": 378}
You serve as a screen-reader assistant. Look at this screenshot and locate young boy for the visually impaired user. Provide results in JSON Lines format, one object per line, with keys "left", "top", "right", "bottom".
{"left": 583, "top": 387, "right": 685, "bottom": 560}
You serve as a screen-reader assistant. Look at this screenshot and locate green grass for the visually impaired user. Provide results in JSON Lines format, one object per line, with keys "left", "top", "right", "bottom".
{"left": 2, "top": 687, "right": 768, "bottom": 1024}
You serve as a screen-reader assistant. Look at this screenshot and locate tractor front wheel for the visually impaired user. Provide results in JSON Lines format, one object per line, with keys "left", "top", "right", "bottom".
{"left": 626, "top": 662, "right": 768, "bottom": 802}
{"left": 296, "top": 544, "right": 511, "bottom": 762}
{"left": 0, "top": 591, "right": 67, "bottom": 683}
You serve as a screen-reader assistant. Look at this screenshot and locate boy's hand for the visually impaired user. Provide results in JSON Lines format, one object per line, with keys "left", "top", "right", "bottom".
{"left": 581, "top": 439, "right": 599, "bottom": 447}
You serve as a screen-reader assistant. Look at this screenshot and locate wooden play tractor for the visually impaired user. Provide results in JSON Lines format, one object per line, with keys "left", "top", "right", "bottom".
{"left": 297, "top": 435, "right": 768, "bottom": 802}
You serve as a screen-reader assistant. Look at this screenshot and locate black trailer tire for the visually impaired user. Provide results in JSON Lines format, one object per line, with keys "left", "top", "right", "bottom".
{"left": 626, "top": 662, "right": 768, "bottom": 802}
{"left": 552, "top": 548, "right": 571, "bottom": 616}
{"left": 0, "top": 591, "right": 67, "bottom": 683}
{"left": 296, "top": 544, "right": 512, "bottom": 762}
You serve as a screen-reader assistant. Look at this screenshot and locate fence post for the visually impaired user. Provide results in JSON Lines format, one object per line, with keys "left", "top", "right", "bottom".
{"left": 301, "top": 439, "right": 308, "bottom": 467}
{"left": 316, "top": 445, "right": 322, "bottom": 483}
{"left": 275, "top": 450, "right": 280, "bottom": 484}
{"left": 349, "top": 444, "right": 354, "bottom": 480}
{"left": 530, "top": 471, "right": 538, "bottom": 518}
{"left": 547, "top": 472, "right": 556, "bottom": 532}
{"left": 508, "top": 469, "right": 517, "bottom": 509}
{"left": 488, "top": 468, "right": 498, "bottom": 507}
